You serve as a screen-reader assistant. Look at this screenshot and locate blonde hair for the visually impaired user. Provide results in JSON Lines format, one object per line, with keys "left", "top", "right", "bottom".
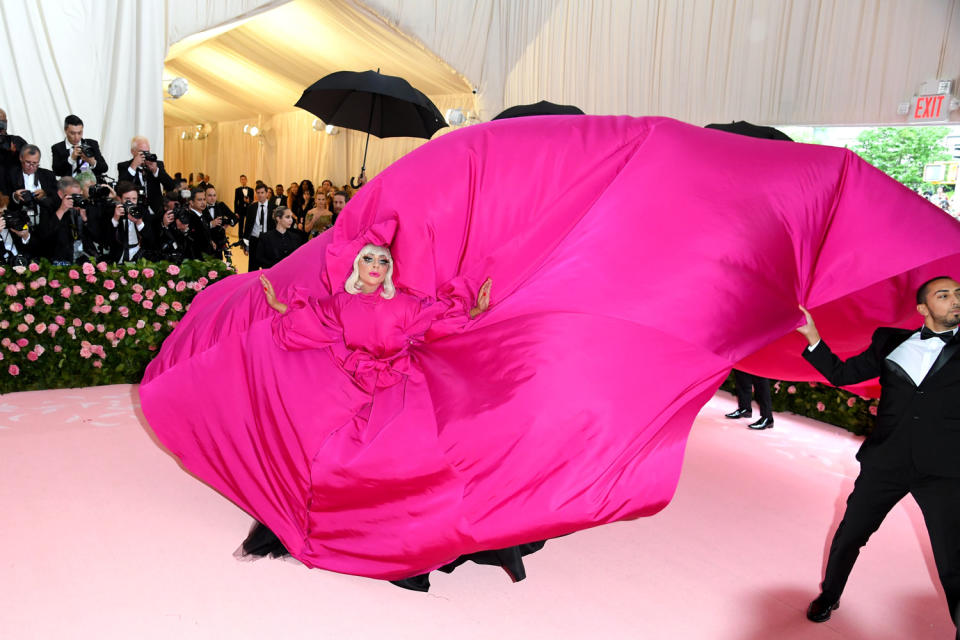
{"left": 344, "top": 244, "right": 395, "bottom": 299}
{"left": 130, "top": 136, "right": 149, "bottom": 152}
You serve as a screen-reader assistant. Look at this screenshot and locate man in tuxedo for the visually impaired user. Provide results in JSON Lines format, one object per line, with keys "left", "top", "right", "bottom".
{"left": 798, "top": 276, "right": 960, "bottom": 632}
{"left": 45, "top": 176, "right": 101, "bottom": 265}
{"left": 0, "top": 107, "right": 28, "bottom": 188}
{"left": 116, "top": 136, "right": 175, "bottom": 220}
{"left": 234, "top": 175, "right": 253, "bottom": 237}
{"left": 724, "top": 370, "right": 774, "bottom": 429}
{"left": 186, "top": 188, "right": 216, "bottom": 257}
{"left": 331, "top": 190, "right": 348, "bottom": 226}
{"left": 244, "top": 183, "right": 274, "bottom": 271}
{"left": 51, "top": 114, "right": 107, "bottom": 178}
{"left": 6, "top": 144, "right": 60, "bottom": 259}
{"left": 106, "top": 181, "right": 154, "bottom": 263}
{"left": 203, "top": 184, "right": 236, "bottom": 259}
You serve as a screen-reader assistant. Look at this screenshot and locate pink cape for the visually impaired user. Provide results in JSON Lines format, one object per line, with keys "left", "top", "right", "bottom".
{"left": 140, "top": 116, "right": 960, "bottom": 579}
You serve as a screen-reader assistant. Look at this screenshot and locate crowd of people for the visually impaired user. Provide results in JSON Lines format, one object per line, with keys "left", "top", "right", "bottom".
{"left": 0, "top": 110, "right": 358, "bottom": 271}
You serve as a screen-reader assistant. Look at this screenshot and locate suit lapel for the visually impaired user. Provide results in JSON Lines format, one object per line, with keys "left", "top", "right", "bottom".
{"left": 884, "top": 359, "right": 918, "bottom": 387}
{"left": 923, "top": 338, "right": 960, "bottom": 384}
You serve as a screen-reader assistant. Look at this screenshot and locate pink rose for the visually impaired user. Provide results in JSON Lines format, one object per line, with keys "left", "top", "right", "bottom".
{"left": 156, "top": 306, "right": 167, "bottom": 316}
{"left": 142, "top": 268, "right": 155, "bottom": 278}
{"left": 152, "top": 322, "right": 161, "bottom": 331}
{"left": 42, "top": 295, "right": 53, "bottom": 304}
{"left": 68, "top": 268, "right": 80, "bottom": 279}
{"left": 869, "top": 406, "right": 878, "bottom": 416}
{"left": 34, "top": 323, "right": 46, "bottom": 334}
{"left": 103, "top": 280, "right": 115, "bottom": 290}
{"left": 16, "top": 324, "right": 28, "bottom": 333}
{"left": 108, "top": 292, "right": 119, "bottom": 301}
{"left": 28, "top": 262, "right": 39, "bottom": 272}
{"left": 66, "top": 326, "right": 75, "bottom": 336}
{"left": 3, "top": 284, "right": 16, "bottom": 296}
{"left": 1, "top": 337, "right": 10, "bottom": 347}
{"left": 63, "top": 302, "right": 70, "bottom": 311}
{"left": 15, "top": 282, "right": 23, "bottom": 290}
{"left": 175, "top": 281, "right": 186, "bottom": 292}
{"left": 72, "top": 285, "right": 81, "bottom": 294}
{"left": 8, "top": 364, "right": 19, "bottom": 376}
{"left": 96, "top": 324, "right": 105, "bottom": 333}
{"left": 148, "top": 345, "right": 157, "bottom": 351}
{"left": 96, "top": 261, "right": 107, "bottom": 272}
{"left": 85, "top": 274, "right": 97, "bottom": 284}
{"left": 8, "top": 343, "right": 20, "bottom": 352}
{"left": 50, "top": 279, "right": 59, "bottom": 287}
{"left": 131, "top": 293, "right": 143, "bottom": 303}
{"left": 0, "top": 267, "right": 4, "bottom": 276}
{"left": 808, "top": 382, "right": 818, "bottom": 387}
{"left": 0, "top": 320, "right": 7, "bottom": 329}
{"left": 116, "top": 328, "right": 126, "bottom": 339}
{"left": 48, "top": 324, "right": 58, "bottom": 335}
{"left": 166, "top": 280, "right": 175, "bottom": 288}
{"left": 34, "top": 345, "right": 44, "bottom": 356}
{"left": 119, "top": 277, "right": 127, "bottom": 285}
{"left": 119, "top": 306, "right": 129, "bottom": 317}
{"left": 16, "top": 338, "right": 28, "bottom": 348}
{"left": 143, "top": 300, "right": 153, "bottom": 310}
{"left": 208, "top": 271, "right": 218, "bottom": 280}
{"left": 132, "top": 284, "right": 144, "bottom": 293}
{"left": 198, "top": 277, "right": 208, "bottom": 286}
{"left": 106, "top": 331, "right": 116, "bottom": 341}
{"left": 73, "top": 318, "right": 82, "bottom": 327}
{"left": 23, "top": 313, "right": 33, "bottom": 324}
{"left": 157, "top": 286, "right": 167, "bottom": 296}
{"left": 128, "top": 269, "right": 139, "bottom": 278}
{"left": 36, "top": 276, "right": 46, "bottom": 286}
{"left": 79, "top": 346, "right": 92, "bottom": 359}
{"left": 846, "top": 397, "right": 857, "bottom": 407}
{"left": 145, "top": 289, "right": 155, "bottom": 300}
{"left": 24, "top": 297, "right": 35, "bottom": 307}
{"left": 10, "top": 302, "right": 23, "bottom": 312}
{"left": 166, "top": 264, "right": 180, "bottom": 275}
{"left": 27, "top": 351, "right": 38, "bottom": 362}
{"left": 53, "top": 345, "right": 62, "bottom": 353}
{"left": 93, "top": 360, "right": 103, "bottom": 368}
{"left": 816, "top": 402, "right": 825, "bottom": 412}
{"left": 127, "top": 327, "right": 136, "bottom": 336}
{"left": 29, "top": 280, "right": 39, "bottom": 290}
{"left": 101, "top": 305, "right": 111, "bottom": 314}
{"left": 136, "top": 320, "right": 146, "bottom": 329}
{"left": 84, "top": 322, "right": 95, "bottom": 333}
{"left": 82, "top": 262, "right": 95, "bottom": 276}
{"left": 61, "top": 287, "right": 72, "bottom": 299}
{"left": 91, "top": 345, "right": 105, "bottom": 357}
{"left": 787, "top": 385, "right": 797, "bottom": 394}
{"left": 55, "top": 315, "right": 66, "bottom": 325}
{"left": 172, "top": 301, "right": 183, "bottom": 311}
{"left": 95, "top": 294, "right": 105, "bottom": 306}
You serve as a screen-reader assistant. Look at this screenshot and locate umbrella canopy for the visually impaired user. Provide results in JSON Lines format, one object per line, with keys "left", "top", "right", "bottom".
{"left": 492, "top": 100, "right": 585, "bottom": 120}
{"left": 704, "top": 120, "right": 793, "bottom": 141}
{"left": 295, "top": 70, "right": 447, "bottom": 139}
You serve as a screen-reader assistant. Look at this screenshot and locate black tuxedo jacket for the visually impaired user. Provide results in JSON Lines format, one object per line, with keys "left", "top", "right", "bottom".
{"left": 804, "top": 327, "right": 960, "bottom": 477}
{"left": 244, "top": 201, "right": 275, "bottom": 239}
{"left": 234, "top": 186, "right": 254, "bottom": 215}
{"left": 116, "top": 159, "right": 175, "bottom": 216}
{"left": 51, "top": 139, "right": 108, "bottom": 177}
{"left": 5, "top": 167, "right": 61, "bottom": 259}
{"left": 105, "top": 215, "right": 156, "bottom": 263}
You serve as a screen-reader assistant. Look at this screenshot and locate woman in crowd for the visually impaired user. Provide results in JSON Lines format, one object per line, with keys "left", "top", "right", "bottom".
{"left": 303, "top": 192, "right": 332, "bottom": 238}
{"left": 292, "top": 179, "right": 314, "bottom": 228}
{"left": 254, "top": 206, "right": 305, "bottom": 269}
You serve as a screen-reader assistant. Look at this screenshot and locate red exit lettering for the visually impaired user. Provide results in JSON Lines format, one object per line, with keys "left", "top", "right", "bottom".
{"left": 913, "top": 94, "right": 945, "bottom": 119}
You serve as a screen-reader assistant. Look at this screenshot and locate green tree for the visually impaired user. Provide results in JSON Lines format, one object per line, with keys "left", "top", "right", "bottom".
{"left": 851, "top": 127, "right": 950, "bottom": 191}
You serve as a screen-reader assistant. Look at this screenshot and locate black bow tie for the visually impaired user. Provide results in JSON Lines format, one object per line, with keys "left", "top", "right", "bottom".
{"left": 920, "top": 326, "right": 954, "bottom": 344}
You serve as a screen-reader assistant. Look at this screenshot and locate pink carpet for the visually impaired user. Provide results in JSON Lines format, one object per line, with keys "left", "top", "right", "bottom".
{"left": 0, "top": 385, "right": 951, "bottom": 639}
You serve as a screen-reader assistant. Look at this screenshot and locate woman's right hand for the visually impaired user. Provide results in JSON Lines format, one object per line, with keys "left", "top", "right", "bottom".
{"left": 260, "top": 275, "right": 287, "bottom": 314}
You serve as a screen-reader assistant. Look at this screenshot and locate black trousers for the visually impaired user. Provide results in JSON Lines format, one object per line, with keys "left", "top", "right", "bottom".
{"left": 820, "top": 462, "right": 960, "bottom": 629}
{"left": 732, "top": 370, "right": 772, "bottom": 418}
{"left": 247, "top": 236, "right": 261, "bottom": 272}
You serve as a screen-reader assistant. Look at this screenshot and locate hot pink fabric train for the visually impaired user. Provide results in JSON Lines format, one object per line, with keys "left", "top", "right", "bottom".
{"left": 140, "top": 116, "right": 960, "bottom": 579}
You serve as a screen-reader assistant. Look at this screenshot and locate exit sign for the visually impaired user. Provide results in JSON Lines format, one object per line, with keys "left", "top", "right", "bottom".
{"left": 910, "top": 93, "right": 950, "bottom": 122}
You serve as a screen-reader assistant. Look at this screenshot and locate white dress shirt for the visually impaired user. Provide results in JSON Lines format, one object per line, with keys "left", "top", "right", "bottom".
{"left": 250, "top": 202, "right": 268, "bottom": 238}
{"left": 64, "top": 139, "right": 93, "bottom": 174}
{"left": 111, "top": 216, "right": 145, "bottom": 261}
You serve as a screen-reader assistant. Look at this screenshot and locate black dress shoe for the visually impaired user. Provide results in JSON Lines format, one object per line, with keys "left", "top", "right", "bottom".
{"left": 806, "top": 595, "right": 839, "bottom": 622}
{"left": 747, "top": 417, "right": 774, "bottom": 430}
{"left": 724, "top": 408, "right": 752, "bottom": 419}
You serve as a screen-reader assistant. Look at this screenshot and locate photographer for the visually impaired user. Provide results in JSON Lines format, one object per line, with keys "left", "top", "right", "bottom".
{"left": 204, "top": 184, "right": 237, "bottom": 261}
{"left": 0, "top": 107, "right": 28, "bottom": 186}
{"left": 106, "top": 181, "right": 154, "bottom": 263}
{"left": 51, "top": 115, "right": 107, "bottom": 178}
{"left": 186, "top": 188, "right": 216, "bottom": 257}
{"left": 46, "top": 176, "right": 102, "bottom": 265}
{"left": 0, "top": 193, "right": 34, "bottom": 264}
{"left": 156, "top": 195, "right": 199, "bottom": 263}
{"left": 5, "top": 144, "right": 59, "bottom": 258}
{"left": 117, "top": 136, "right": 174, "bottom": 219}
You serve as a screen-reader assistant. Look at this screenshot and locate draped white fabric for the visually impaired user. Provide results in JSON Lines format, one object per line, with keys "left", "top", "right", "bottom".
{"left": 0, "top": 0, "right": 165, "bottom": 172}
{"left": 365, "top": 0, "right": 960, "bottom": 125}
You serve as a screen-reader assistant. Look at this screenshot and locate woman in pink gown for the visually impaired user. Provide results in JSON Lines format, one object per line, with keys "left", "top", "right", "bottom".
{"left": 140, "top": 115, "right": 960, "bottom": 585}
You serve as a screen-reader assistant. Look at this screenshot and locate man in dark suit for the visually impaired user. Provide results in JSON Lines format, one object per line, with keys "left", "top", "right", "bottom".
{"left": 185, "top": 188, "right": 216, "bottom": 257}
{"left": 51, "top": 114, "right": 107, "bottom": 178}
{"left": 798, "top": 276, "right": 960, "bottom": 632}
{"left": 0, "top": 107, "right": 28, "bottom": 189}
{"left": 6, "top": 144, "right": 60, "bottom": 259}
{"left": 116, "top": 136, "right": 175, "bottom": 220}
{"left": 244, "top": 183, "right": 274, "bottom": 271}
{"left": 233, "top": 175, "right": 253, "bottom": 242}
{"left": 105, "top": 181, "right": 155, "bottom": 263}
{"left": 203, "top": 184, "right": 236, "bottom": 258}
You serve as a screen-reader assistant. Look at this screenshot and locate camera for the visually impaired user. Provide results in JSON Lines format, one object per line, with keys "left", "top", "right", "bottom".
{"left": 2, "top": 209, "right": 30, "bottom": 230}
{"left": 80, "top": 142, "right": 95, "bottom": 157}
{"left": 88, "top": 184, "right": 112, "bottom": 200}
{"left": 122, "top": 200, "right": 144, "bottom": 219}
{"left": 173, "top": 204, "right": 192, "bottom": 225}
{"left": 69, "top": 193, "right": 92, "bottom": 209}
{"left": 139, "top": 150, "right": 158, "bottom": 163}
{"left": 18, "top": 190, "right": 36, "bottom": 205}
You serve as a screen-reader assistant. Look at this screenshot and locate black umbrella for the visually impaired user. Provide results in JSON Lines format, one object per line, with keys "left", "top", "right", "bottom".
{"left": 492, "top": 100, "right": 585, "bottom": 120}
{"left": 295, "top": 69, "right": 447, "bottom": 187}
{"left": 704, "top": 120, "right": 793, "bottom": 141}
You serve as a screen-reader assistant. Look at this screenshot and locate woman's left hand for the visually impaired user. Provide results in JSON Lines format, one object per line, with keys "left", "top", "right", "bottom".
{"left": 469, "top": 277, "right": 492, "bottom": 318}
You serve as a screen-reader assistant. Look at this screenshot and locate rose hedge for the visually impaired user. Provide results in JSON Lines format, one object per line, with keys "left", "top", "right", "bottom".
{"left": 0, "top": 258, "right": 233, "bottom": 394}
{"left": 720, "top": 373, "right": 878, "bottom": 435}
